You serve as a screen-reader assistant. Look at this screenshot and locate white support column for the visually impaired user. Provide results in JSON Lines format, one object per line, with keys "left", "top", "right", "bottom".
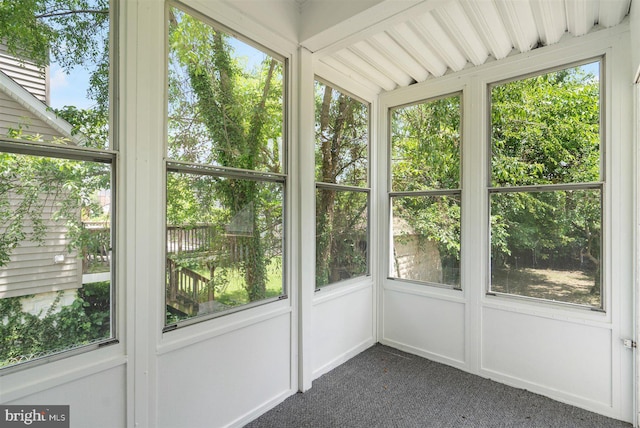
{"left": 634, "top": 81, "right": 640, "bottom": 428}
{"left": 298, "top": 46, "right": 315, "bottom": 392}
{"left": 462, "top": 77, "right": 486, "bottom": 374}
{"left": 375, "top": 89, "right": 388, "bottom": 343}
{"left": 122, "top": 0, "right": 165, "bottom": 426}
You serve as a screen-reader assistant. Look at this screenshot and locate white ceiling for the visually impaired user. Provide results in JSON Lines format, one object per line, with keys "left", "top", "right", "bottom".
{"left": 300, "top": 0, "right": 632, "bottom": 94}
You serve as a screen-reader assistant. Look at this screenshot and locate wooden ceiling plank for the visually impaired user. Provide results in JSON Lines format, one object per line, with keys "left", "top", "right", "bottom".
{"left": 334, "top": 49, "right": 398, "bottom": 91}
{"left": 352, "top": 40, "right": 415, "bottom": 86}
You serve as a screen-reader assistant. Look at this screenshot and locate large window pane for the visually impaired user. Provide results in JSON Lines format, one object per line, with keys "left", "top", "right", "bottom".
{"left": 491, "top": 62, "right": 600, "bottom": 187}
{"left": 166, "top": 6, "right": 286, "bottom": 326}
{"left": 315, "top": 81, "right": 369, "bottom": 288}
{"left": 490, "top": 189, "right": 601, "bottom": 307}
{"left": 0, "top": 1, "right": 111, "bottom": 148}
{"left": 0, "top": 0, "right": 114, "bottom": 370}
{"left": 166, "top": 171, "right": 284, "bottom": 323}
{"left": 168, "top": 7, "right": 284, "bottom": 173}
{"left": 315, "top": 188, "right": 368, "bottom": 287}
{"left": 391, "top": 194, "right": 460, "bottom": 287}
{"left": 489, "top": 61, "right": 603, "bottom": 309}
{"left": 314, "top": 81, "right": 368, "bottom": 187}
{"left": 391, "top": 95, "right": 460, "bottom": 192}
{"left": 389, "top": 93, "right": 461, "bottom": 289}
{"left": 0, "top": 152, "right": 113, "bottom": 369}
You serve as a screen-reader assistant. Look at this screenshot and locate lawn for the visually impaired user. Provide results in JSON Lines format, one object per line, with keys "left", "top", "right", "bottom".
{"left": 491, "top": 267, "right": 600, "bottom": 307}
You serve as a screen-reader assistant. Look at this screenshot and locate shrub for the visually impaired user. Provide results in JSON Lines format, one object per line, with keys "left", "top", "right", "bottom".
{"left": 0, "top": 282, "right": 111, "bottom": 368}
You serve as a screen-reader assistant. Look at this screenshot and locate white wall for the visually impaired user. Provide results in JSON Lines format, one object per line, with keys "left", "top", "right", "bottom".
{"left": 6, "top": 365, "right": 126, "bottom": 428}
{"left": 379, "top": 24, "right": 635, "bottom": 423}
{"left": 157, "top": 308, "right": 293, "bottom": 427}
{"left": 311, "top": 282, "right": 375, "bottom": 378}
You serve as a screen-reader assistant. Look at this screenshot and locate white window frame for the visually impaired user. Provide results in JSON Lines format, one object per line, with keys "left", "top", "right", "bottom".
{"left": 163, "top": 3, "right": 290, "bottom": 330}
{"left": 313, "top": 77, "right": 371, "bottom": 291}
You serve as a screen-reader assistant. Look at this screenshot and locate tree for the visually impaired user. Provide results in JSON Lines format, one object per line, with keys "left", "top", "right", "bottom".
{"left": 167, "top": 8, "right": 284, "bottom": 302}
{"left": 0, "top": 1, "right": 113, "bottom": 367}
{"left": 490, "top": 66, "right": 601, "bottom": 276}
{"left": 0, "top": 0, "right": 110, "bottom": 113}
{"left": 0, "top": 0, "right": 111, "bottom": 267}
{"left": 314, "top": 82, "right": 368, "bottom": 287}
{"left": 390, "top": 95, "right": 461, "bottom": 285}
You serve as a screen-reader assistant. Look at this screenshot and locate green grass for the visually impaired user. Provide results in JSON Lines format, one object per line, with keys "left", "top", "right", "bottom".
{"left": 194, "top": 260, "right": 283, "bottom": 307}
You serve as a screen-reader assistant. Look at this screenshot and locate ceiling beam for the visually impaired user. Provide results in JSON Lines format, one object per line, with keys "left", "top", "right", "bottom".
{"left": 332, "top": 49, "right": 397, "bottom": 91}
{"left": 370, "top": 33, "right": 429, "bottom": 83}
{"left": 433, "top": 0, "right": 490, "bottom": 66}
{"left": 565, "top": 0, "right": 597, "bottom": 36}
{"left": 303, "top": 0, "right": 450, "bottom": 57}
{"left": 460, "top": 0, "right": 512, "bottom": 60}
{"left": 387, "top": 22, "right": 448, "bottom": 77}
{"left": 598, "top": 0, "right": 631, "bottom": 27}
{"left": 530, "top": 0, "right": 567, "bottom": 45}
{"left": 494, "top": 0, "right": 538, "bottom": 53}
{"left": 412, "top": 11, "right": 467, "bottom": 72}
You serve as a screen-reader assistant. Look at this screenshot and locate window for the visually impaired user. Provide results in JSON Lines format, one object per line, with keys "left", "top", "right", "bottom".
{"left": 314, "top": 81, "right": 369, "bottom": 288}
{"left": 489, "top": 60, "right": 603, "bottom": 309}
{"left": 389, "top": 94, "right": 462, "bottom": 288}
{"left": 165, "top": 7, "right": 286, "bottom": 327}
{"left": 0, "top": 0, "right": 115, "bottom": 370}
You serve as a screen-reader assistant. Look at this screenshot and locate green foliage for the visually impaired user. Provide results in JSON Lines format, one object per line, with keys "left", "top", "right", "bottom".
{"left": 490, "top": 64, "right": 601, "bottom": 274}
{"left": 0, "top": 282, "right": 111, "bottom": 368}
{"left": 491, "top": 67, "right": 600, "bottom": 187}
{"left": 0, "top": 151, "right": 110, "bottom": 268}
{"left": 392, "top": 95, "right": 461, "bottom": 191}
{"left": 314, "top": 82, "right": 369, "bottom": 287}
{"left": 166, "top": 7, "right": 285, "bottom": 307}
{"left": 390, "top": 94, "right": 462, "bottom": 284}
{"left": 54, "top": 105, "right": 109, "bottom": 149}
{"left": 0, "top": 0, "right": 110, "bottom": 113}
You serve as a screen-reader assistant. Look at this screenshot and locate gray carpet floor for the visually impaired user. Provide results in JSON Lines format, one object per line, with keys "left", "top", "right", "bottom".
{"left": 246, "top": 344, "right": 631, "bottom": 428}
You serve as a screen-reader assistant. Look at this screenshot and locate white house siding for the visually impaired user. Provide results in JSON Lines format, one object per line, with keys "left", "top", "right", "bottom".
{"left": 0, "top": 192, "right": 81, "bottom": 299}
{"left": 0, "top": 94, "right": 63, "bottom": 141}
{"left": 0, "top": 44, "right": 47, "bottom": 103}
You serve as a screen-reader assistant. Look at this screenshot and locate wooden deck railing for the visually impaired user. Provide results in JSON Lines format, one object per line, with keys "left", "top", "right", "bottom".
{"left": 166, "top": 224, "right": 216, "bottom": 253}
{"left": 166, "top": 257, "right": 213, "bottom": 316}
{"left": 81, "top": 221, "right": 110, "bottom": 274}
{"left": 82, "top": 222, "right": 222, "bottom": 316}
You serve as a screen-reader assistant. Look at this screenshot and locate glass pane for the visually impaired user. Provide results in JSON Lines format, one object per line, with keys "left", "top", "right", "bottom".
{"left": 166, "top": 171, "right": 284, "bottom": 324}
{"left": 490, "top": 189, "right": 602, "bottom": 307}
{"left": 391, "top": 94, "right": 461, "bottom": 191}
{"left": 0, "top": 152, "right": 112, "bottom": 369}
{"left": 0, "top": 0, "right": 110, "bottom": 149}
{"left": 390, "top": 194, "right": 460, "bottom": 287}
{"left": 314, "top": 81, "right": 368, "bottom": 186}
{"left": 316, "top": 188, "right": 368, "bottom": 287}
{"left": 491, "top": 62, "right": 600, "bottom": 187}
{"left": 167, "top": 7, "right": 284, "bottom": 172}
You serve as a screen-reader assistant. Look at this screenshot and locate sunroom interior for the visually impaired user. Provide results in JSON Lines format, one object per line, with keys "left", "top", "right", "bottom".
{"left": 1, "top": 0, "right": 640, "bottom": 427}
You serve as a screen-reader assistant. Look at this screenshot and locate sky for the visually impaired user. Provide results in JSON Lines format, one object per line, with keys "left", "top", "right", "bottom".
{"left": 49, "top": 63, "right": 94, "bottom": 109}
{"left": 49, "top": 36, "right": 265, "bottom": 110}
